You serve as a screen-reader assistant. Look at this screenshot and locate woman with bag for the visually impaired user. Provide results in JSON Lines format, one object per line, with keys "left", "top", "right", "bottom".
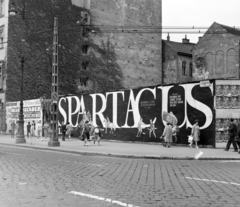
{"left": 83, "top": 121, "right": 90, "bottom": 146}
{"left": 161, "top": 122, "right": 173, "bottom": 148}
{"left": 66, "top": 122, "right": 73, "bottom": 140}
{"left": 190, "top": 120, "right": 200, "bottom": 148}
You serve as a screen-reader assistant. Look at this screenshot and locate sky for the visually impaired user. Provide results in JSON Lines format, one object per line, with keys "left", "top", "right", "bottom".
{"left": 162, "top": 0, "right": 240, "bottom": 43}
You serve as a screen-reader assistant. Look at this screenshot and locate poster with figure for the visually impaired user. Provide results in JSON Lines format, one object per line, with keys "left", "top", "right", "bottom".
{"left": 58, "top": 81, "right": 214, "bottom": 145}
{"left": 6, "top": 99, "right": 43, "bottom": 136}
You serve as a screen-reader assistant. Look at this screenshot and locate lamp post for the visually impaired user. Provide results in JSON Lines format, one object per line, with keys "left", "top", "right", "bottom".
{"left": 9, "top": 0, "right": 26, "bottom": 144}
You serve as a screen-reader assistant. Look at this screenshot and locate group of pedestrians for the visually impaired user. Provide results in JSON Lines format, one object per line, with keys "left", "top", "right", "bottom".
{"left": 161, "top": 122, "right": 180, "bottom": 148}
{"left": 59, "top": 121, "right": 102, "bottom": 146}
{"left": 225, "top": 118, "right": 240, "bottom": 154}
{"left": 59, "top": 121, "right": 74, "bottom": 141}
{"left": 161, "top": 119, "right": 200, "bottom": 148}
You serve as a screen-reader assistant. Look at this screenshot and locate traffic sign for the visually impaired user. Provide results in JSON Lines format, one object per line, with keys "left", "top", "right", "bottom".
{"left": 51, "top": 92, "right": 58, "bottom": 102}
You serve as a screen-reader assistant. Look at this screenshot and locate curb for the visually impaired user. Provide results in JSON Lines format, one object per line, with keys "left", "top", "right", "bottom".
{"left": 0, "top": 142, "right": 239, "bottom": 160}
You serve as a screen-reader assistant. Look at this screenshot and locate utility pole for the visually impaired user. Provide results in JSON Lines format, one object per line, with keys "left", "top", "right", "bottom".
{"left": 48, "top": 17, "right": 60, "bottom": 147}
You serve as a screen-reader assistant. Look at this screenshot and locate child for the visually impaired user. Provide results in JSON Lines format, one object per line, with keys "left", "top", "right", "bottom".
{"left": 92, "top": 127, "right": 102, "bottom": 146}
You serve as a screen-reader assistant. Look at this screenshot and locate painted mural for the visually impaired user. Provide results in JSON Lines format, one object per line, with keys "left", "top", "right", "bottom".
{"left": 58, "top": 82, "right": 214, "bottom": 145}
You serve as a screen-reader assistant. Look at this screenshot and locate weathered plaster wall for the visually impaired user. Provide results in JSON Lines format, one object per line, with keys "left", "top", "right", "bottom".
{"left": 177, "top": 55, "right": 193, "bottom": 83}
{"left": 162, "top": 41, "right": 192, "bottom": 84}
{"left": 91, "top": 0, "right": 162, "bottom": 89}
{"left": 193, "top": 23, "right": 240, "bottom": 79}
{"left": 162, "top": 42, "right": 177, "bottom": 84}
{"left": 0, "top": 0, "right": 9, "bottom": 103}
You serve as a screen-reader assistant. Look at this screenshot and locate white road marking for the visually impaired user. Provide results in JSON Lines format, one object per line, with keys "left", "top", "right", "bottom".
{"left": 194, "top": 151, "right": 203, "bottom": 159}
{"left": 59, "top": 160, "right": 104, "bottom": 167}
{"left": 210, "top": 180, "right": 219, "bottom": 183}
{"left": 69, "top": 191, "right": 140, "bottom": 207}
{"left": 185, "top": 177, "right": 240, "bottom": 186}
{"left": 19, "top": 183, "right": 27, "bottom": 185}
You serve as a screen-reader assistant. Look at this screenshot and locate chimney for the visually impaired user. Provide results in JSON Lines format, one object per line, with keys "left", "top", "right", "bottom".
{"left": 182, "top": 35, "right": 190, "bottom": 44}
{"left": 167, "top": 33, "right": 170, "bottom": 41}
{"left": 198, "top": 36, "right": 202, "bottom": 42}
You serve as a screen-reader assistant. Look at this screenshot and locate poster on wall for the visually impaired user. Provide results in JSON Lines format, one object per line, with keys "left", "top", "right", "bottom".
{"left": 58, "top": 81, "right": 214, "bottom": 146}
{"left": 6, "top": 99, "right": 42, "bottom": 136}
{"left": 215, "top": 80, "right": 240, "bottom": 142}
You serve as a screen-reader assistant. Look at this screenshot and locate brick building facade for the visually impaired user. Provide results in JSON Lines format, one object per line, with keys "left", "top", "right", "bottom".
{"left": 162, "top": 35, "right": 195, "bottom": 84}
{"left": 193, "top": 22, "right": 240, "bottom": 80}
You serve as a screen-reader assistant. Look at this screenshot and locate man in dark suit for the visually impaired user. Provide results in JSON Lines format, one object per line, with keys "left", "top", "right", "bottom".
{"left": 236, "top": 120, "right": 240, "bottom": 154}
{"left": 60, "top": 122, "right": 67, "bottom": 141}
{"left": 225, "top": 119, "right": 238, "bottom": 152}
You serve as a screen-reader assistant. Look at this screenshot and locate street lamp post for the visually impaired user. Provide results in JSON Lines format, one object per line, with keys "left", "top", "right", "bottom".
{"left": 9, "top": 0, "right": 26, "bottom": 144}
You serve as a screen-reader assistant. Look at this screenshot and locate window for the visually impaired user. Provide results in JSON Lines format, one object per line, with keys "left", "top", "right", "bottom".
{"left": 79, "top": 77, "right": 89, "bottom": 86}
{"left": 82, "top": 45, "right": 89, "bottom": 54}
{"left": 0, "top": 0, "right": 4, "bottom": 17}
{"left": 80, "top": 11, "right": 90, "bottom": 25}
{"left": 82, "top": 61, "right": 89, "bottom": 70}
{"left": 182, "top": 61, "right": 187, "bottom": 76}
{"left": 189, "top": 62, "right": 193, "bottom": 76}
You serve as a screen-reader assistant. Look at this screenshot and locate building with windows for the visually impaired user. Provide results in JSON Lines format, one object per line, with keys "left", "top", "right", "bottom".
{"left": 162, "top": 35, "right": 195, "bottom": 84}
{"left": 193, "top": 22, "right": 240, "bottom": 79}
{"left": 72, "top": 0, "right": 162, "bottom": 89}
{"left": 0, "top": 0, "right": 8, "bottom": 132}
{"left": 0, "top": 0, "right": 8, "bottom": 101}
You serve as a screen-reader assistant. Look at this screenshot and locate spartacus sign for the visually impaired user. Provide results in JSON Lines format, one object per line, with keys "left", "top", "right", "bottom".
{"left": 58, "top": 81, "right": 214, "bottom": 146}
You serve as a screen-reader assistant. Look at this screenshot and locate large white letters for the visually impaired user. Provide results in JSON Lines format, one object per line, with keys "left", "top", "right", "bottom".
{"left": 90, "top": 94, "right": 107, "bottom": 127}
{"left": 179, "top": 83, "right": 213, "bottom": 129}
{"left": 58, "top": 97, "right": 67, "bottom": 124}
{"left": 66, "top": 96, "right": 81, "bottom": 127}
{"left": 106, "top": 91, "right": 124, "bottom": 128}
{"left": 122, "top": 88, "right": 156, "bottom": 128}
{"left": 158, "top": 86, "right": 173, "bottom": 126}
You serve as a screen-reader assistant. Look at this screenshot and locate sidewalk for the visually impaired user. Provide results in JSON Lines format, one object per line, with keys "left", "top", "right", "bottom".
{"left": 0, "top": 135, "right": 239, "bottom": 160}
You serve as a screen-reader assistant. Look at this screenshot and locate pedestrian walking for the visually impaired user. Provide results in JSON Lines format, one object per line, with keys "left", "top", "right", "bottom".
{"left": 66, "top": 122, "right": 73, "bottom": 140}
{"left": 161, "top": 123, "right": 172, "bottom": 148}
{"left": 11, "top": 121, "right": 16, "bottom": 138}
{"left": 172, "top": 125, "right": 179, "bottom": 143}
{"left": 15, "top": 121, "right": 19, "bottom": 137}
{"left": 225, "top": 118, "right": 238, "bottom": 152}
{"left": 31, "top": 121, "right": 36, "bottom": 137}
{"left": 82, "top": 121, "right": 91, "bottom": 146}
{"left": 37, "top": 121, "right": 42, "bottom": 141}
{"left": 60, "top": 121, "right": 67, "bottom": 141}
{"left": 190, "top": 119, "right": 200, "bottom": 148}
{"left": 43, "top": 121, "right": 49, "bottom": 139}
{"left": 236, "top": 120, "right": 240, "bottom": 154}
{"left": 92, "top": 126, "right": 102, "bottom": 146}
{"left": 27, "top": 122, "right": 31, "bottom": 138}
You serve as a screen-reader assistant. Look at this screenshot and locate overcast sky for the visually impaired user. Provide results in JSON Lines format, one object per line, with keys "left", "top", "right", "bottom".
{"left": 162, "top": 0, "right": 240, "bottom": 43}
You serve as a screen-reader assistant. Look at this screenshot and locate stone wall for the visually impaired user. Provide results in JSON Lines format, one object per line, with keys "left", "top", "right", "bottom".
{"left": 91, "top": 0, "right": 162, "bottom": 89}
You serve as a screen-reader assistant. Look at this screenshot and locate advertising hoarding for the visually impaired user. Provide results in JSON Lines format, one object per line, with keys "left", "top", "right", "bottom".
{"left": 59, "top": 82, "right": 214, "bottom": 146}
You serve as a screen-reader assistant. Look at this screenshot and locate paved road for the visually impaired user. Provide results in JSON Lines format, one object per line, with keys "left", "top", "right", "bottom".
{"left": 0, "top": 145, "right": 240, "bottom": 207}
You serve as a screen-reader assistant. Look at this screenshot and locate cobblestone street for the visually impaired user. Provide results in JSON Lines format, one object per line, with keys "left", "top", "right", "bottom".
{"left": 0, "top": 145, "right": 240, "bottom": 207}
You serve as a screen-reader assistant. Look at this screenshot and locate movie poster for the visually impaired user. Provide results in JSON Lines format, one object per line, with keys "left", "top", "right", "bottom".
{"left": 6, "top": 99, "right": 42, "bottom": 136}
{"left": 58, "top": 82, "right": 214, "bottom": 145}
